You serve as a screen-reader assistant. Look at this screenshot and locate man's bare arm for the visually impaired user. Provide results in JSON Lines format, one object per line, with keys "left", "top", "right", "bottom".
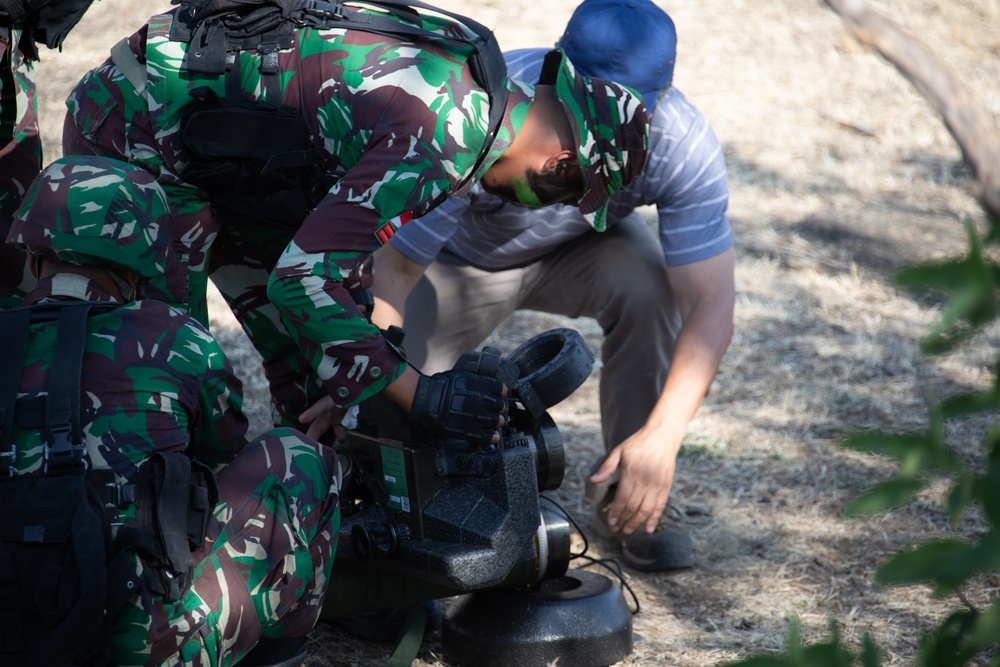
{"left": 591, "top": 247, "right": 736, "bottom": 535}
{"left": 369, "top": 243, "right": 429, "bottom": 331}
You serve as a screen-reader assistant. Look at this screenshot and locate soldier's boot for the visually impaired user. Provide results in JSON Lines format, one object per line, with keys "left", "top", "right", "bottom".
{"left": 238, "top": 637, "right": 308, "bottom": 667}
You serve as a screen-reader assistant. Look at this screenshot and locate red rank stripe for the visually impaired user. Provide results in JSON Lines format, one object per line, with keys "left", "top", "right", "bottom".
{"left": 375, "top": 211, "right": 414, "bottom": 244}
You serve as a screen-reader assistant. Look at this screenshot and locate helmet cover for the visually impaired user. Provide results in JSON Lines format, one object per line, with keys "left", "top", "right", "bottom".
{"left": 7, "top": 155, "right": 173, "bottom": 280}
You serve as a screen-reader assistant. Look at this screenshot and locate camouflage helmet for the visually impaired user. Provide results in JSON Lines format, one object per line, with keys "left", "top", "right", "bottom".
{"left": 7, "top": 155, "right": 173, "bottom": 280}
{"left": 540, "top": 48, "right": 649, "bottom": 232}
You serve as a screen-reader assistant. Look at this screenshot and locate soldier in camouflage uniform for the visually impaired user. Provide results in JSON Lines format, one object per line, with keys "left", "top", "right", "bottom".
{"left": 0, "top": 0, "right": 102, "bottom": 307}
{"left": 6, "top": 155, "right": 341, "bottom": 667}
{"left": 0, "top": 26, "right": 41, "bottom": 307}
{"left": 59, "top": 1, "right": 649, "bottom": 441}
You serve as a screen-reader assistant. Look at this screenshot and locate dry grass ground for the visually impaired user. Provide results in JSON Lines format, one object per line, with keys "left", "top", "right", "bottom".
{"left": 30, "top": 0, "right": 1000, "bottom": 665}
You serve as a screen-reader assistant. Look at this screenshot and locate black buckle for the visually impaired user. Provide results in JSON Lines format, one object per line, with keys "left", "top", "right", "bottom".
{"left": 300, "top": 0, "right": 347, "bottom": 28}
{"left": 44, "top": 426, "right": 87, "bottom": 473}
{"left": 100, "top": 480, "right": 137, "bottom": 509}
{"left": 104, "top": 482, "right": 123, "bottom": 509}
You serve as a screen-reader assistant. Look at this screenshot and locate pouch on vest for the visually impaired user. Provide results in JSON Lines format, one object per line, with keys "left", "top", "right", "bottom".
{"left": 0, "top": 474, "right": 117, "bottom": 666}
{"left": 116, "top": 451, "right": 220, "bottom": 601}
{"left": 178, "top": 84, "right": 331, "bottom": 228}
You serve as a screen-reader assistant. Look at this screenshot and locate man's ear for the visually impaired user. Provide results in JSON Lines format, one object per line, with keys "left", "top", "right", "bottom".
{"left": 543, "top": 149, "right": 577, "bottom": 175}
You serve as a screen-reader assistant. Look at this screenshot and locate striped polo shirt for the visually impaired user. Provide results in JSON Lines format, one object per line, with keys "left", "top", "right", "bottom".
{"left": 390, "top": 48, "right": 732, "bottom": 269}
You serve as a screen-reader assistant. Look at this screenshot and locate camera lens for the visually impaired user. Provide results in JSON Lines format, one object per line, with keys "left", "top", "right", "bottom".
{"left": 532, "top": 496, "right": 571, "bottom": 582}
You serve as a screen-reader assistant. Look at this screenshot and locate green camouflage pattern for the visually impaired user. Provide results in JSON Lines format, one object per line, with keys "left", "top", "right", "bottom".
{"left": 8, "top": 155, "right": 175, "bottom": 279}
{"left": 0, "top": 28, "right": 41, "bottom": 307}
{"left": 11, "top": 273, "right": 341, "bottom": 666}
{"left": 114, "top": 428, "right": 340, "bottom": 667}
{"left": 13, "top": 276, "right": 248, "bottom": 479}
{"left": 540, "top": 48, "right": 648, "bottom": 232}
{"left": 5, "top": 155, "right": 342, "bottom": 664}
{"left": 62, "top": 7, "right": 533, "bottom": 418}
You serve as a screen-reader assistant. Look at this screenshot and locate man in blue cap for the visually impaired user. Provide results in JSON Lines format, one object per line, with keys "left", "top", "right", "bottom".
{"left": 357, "top": 0, "right": 735, "bottom": 572}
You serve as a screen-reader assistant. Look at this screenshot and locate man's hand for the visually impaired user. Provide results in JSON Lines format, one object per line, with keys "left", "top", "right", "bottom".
{"left": 410, "top": 369, "right": 507, "bottom": 445}
{"left": 589, "top": 420, "right": 680, "bottom": 536}
{"left": 298, "top": 394, "right": 350, "bottom": 442}
{"left": 591, "top": 248, "right": 736, "bottom": 536}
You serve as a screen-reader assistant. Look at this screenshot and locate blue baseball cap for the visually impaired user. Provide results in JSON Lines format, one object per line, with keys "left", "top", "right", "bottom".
{"left": 557, "top": 0, "right": 677, "bottom": 111}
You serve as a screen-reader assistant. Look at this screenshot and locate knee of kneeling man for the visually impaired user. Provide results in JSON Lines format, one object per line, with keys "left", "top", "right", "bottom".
{"left": 606, "top": 262, "right": 670, "bottom": 307}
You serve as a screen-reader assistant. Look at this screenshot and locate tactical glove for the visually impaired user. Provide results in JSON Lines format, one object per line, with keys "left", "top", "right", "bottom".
{"left": 410, "top": 369, "right": 505, "bottom": 445}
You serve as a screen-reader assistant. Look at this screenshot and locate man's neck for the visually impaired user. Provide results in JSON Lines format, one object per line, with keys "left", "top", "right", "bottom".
{"left": 501, "top": 85, "right": 569, "bottom": 166}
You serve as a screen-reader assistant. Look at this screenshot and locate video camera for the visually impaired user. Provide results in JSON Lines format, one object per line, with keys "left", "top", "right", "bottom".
{"left": 321, "top": 328, "right": 594, "bottom": 618}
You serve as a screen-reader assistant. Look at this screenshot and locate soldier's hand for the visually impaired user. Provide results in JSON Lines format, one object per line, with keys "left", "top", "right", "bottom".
{"left": 299, "top": 395, "right": 350, "bottom": 443}
{"left": 410, "top": 369, "right": 507, "bottom": 445}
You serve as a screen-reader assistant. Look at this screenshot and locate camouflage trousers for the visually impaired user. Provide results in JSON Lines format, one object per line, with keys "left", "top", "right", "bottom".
{"left": 113, "top": 428, "right": 341, "bottom": 667}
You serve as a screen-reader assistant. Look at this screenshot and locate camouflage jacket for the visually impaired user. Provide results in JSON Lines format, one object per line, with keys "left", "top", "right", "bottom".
{"left": 0, "top": 28, "right": 38, "bottom": 308}
{"left": 66, "top": 8, "right": 531, "bottom": 406}
{"left": 10, "top": 274, "right": 249, "bottom": 480}
{"left": 0, "top": 28, "right": 40, "bottom": 237}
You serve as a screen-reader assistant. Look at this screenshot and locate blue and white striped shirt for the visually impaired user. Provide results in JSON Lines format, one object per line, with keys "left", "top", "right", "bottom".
{"left": 389, "top": 48, "right": 732, "bottom": 269}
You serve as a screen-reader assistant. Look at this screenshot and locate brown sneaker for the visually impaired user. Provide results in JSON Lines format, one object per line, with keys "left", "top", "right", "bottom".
{"left": 593, "top": 499, "right": 695, "bottom": 573}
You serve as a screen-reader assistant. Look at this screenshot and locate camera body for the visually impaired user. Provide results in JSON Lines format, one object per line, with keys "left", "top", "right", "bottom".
{"left": 322, "top": 329, "right": 592, "bottom": 618}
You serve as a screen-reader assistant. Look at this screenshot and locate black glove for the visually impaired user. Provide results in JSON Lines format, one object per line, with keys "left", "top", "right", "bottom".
{"left": 410, "top": 369, "right": 505, "bottom": 445}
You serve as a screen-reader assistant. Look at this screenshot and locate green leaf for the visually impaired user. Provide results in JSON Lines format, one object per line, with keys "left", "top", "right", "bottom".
{"left": 981, "top": 461, "right": 1000, "bottom": 527}
{"left": 716, "top": 658, "right": 789, "bottom": 667}
{"left": 800, "top": 644, "right": 855, "bottom": 667}
{"left": 921, "top": 323, "right": 976, "bottom": 356}
{"left": 875, "top": 540, "right": 972, "bottom": 588}
{"left": 785, "top": 616, "right": 803, "bottom": 662}
{"left": 970, "top": 598, "right": 1000, "bottom": 648}
{"left": 895, "top": 259, "right": 975, "bottom": 293}
{"left": 917, "top": 609, "right": 978, "bottom": 666}
{"left": 877, "top": 535, "right": 1000, "bottom": 595}
{"left": 846, "top": 478, "right": 925, "bottom": 516}
{"left": 939, "top": 389, "right": 1000, "bottom": 420}
{"left": 984, "top": 213, "right": 1000, "bottom": 244}
{"left": 981, "top": 422, "right": 1000, "bottom": 459}
{"left": 860, "top": 633, "right": 882, "bottom": 667}
{"left": 841, "top": 427, "right": 955, "bottom": 476}
{"left": 946, "top": 475, "right": 976, "bottom": 523}
{"left": 897, "top": 220, "right": 1000, "bottom": 354}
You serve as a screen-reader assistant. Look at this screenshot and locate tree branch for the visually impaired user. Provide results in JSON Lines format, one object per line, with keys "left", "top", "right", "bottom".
{"left": 824, "top": 0, "right": 1000, "bottom": 219}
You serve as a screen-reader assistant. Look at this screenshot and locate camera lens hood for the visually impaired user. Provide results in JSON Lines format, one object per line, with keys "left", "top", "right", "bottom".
{"left": 508, "top": 328, "right": 595, "bottom": 418}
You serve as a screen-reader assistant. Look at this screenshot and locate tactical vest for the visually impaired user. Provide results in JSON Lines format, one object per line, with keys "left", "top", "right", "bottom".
{"left": 0, "top": 301, "right": 218, "bottom": 666}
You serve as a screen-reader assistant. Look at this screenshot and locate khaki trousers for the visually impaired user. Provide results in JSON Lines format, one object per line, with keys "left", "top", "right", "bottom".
{"left": 400, "top": 212, "right": 682, "bottom": 454}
